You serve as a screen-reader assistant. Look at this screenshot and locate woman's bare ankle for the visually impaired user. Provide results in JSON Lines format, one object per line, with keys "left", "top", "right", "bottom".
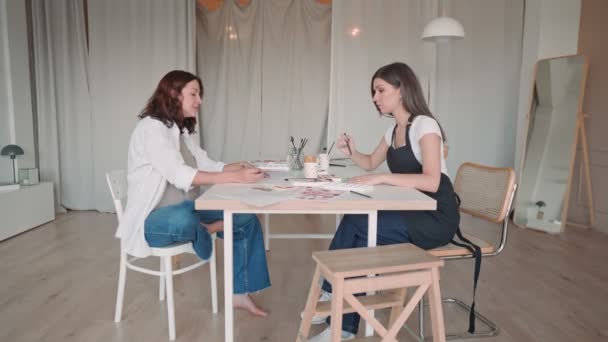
{"left": 233, "top": 294, "right": 268, "bottom": 317}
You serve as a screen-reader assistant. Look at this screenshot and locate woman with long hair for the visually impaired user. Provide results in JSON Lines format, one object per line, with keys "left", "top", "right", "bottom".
{"left": 308, "top": 62, "right": 460, "bottom": 340}
{"left": 116, "top": 70, "right": 270, "bottom": 316}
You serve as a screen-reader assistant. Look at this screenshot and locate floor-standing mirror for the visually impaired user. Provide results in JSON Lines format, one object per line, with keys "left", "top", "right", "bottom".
{"left": 513, "top": 55, "right": 594, "bottom": 233}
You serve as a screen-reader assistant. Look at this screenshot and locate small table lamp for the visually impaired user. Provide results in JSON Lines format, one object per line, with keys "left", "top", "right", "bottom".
{"left": 1, "top": 144, "right": 25, "bottom": 184}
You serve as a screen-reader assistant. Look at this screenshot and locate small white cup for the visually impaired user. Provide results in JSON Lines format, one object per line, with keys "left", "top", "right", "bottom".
{"left": 304, "top": 162, "right": 319, "bottom": 178}
{"left": 318, "top": 153, "right": 329, "bottom": 174}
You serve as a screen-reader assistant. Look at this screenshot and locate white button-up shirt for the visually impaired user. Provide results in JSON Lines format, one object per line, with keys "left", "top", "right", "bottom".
{"left": 115, "top": 117, "right": 225, "bottom": 258}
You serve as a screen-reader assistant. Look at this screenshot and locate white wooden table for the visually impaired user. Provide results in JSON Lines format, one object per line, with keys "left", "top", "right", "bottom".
{"left": 195, "top": 168, "right": 436, "bottom": 342}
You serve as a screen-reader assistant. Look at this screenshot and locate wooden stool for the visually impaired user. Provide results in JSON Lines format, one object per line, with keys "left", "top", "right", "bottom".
{"left": 297, "top": 243, "right": 446, "bottom": 342}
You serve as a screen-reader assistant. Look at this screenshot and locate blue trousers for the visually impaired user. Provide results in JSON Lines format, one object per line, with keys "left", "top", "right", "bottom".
{"left": 323, "top": 212, "right": 411, "bottom": 335}
{"left": 144, "top": 200, "right": 271, "bottom": 294}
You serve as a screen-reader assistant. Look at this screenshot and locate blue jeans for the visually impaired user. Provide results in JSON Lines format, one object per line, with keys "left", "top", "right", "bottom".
{"left": 323, "top": 212, "right": 411, "bottom": 334}
{"left": 144, "top": 200, "right": 271, "bottom": 294}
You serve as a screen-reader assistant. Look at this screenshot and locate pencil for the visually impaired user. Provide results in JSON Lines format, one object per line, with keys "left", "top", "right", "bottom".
{"left": 344, "top": 133, "right": 352, "bottom": 156}
{"left": 327, "top": 141, "right": 336, "bottom": 155}
{"left": 329, "top": 163, "right": 346, "bottom": 167}
{"left": 350, "top": 190, "right": 371, "bottom": 198}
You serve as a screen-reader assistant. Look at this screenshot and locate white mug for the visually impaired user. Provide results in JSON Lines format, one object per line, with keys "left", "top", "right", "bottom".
{"left": 304, "top": 162, "right": 319, "bottom": 178}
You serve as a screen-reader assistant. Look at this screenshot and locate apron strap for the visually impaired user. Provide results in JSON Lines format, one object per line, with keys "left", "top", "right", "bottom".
{"left": 451, "top": 193, "right": 482, "bottom": 334}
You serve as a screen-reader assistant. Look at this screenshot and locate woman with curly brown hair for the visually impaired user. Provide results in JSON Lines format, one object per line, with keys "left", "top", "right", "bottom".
{"left": 116, "top": 70, "right": 270, "bottom": 316}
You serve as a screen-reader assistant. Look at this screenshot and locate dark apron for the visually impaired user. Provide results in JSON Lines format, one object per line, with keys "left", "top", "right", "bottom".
{"left": 387, "top": 116, "right": 481, "bottom": 333}
{"left": 385, "top": 116, "right": 459, "bottom": 249}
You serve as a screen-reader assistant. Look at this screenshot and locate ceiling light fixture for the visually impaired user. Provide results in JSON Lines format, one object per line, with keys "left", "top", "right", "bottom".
{"left": 421, "top": 0, "right": 465, "bottom": 43}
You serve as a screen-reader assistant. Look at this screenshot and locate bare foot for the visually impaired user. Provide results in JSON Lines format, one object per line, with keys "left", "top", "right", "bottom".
{"left": 233, "top": 294, "right": 268, "bottom": 317}
{"left": 201, "top": 221, "right": 224, "bottom": 234}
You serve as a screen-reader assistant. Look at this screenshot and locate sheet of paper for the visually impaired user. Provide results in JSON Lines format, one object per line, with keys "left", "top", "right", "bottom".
{"left": 288, "top": 179, "right": 373, "bottom": 193}
{"left": 251, "top": 160, "right": 289, "bottom": 171}
{"left": 295, "top": 186, "right": 346, "bottom": 200}
{"left": 213, "top": 185, "right": 298, "bottom": 207}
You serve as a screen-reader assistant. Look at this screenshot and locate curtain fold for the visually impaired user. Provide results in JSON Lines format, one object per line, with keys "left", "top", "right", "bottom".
{"left": 197, "top": 0, "right": 264, "bottom": 162}
{"left": 32, "top": 0, "right": 196, "bottom": 212}
{"left": 88, "top": 0, "right": 196, "bottom": 212}
{"left": 32, "top": 0, "right": 92, "bottom": 212}
{"left": 197, "top": 0, "right": 331, "bottom": 162}
{"left": 260, "top": 0, "right": 332, "bottom": 159}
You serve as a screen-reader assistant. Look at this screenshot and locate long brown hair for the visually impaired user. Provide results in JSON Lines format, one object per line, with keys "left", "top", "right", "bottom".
{"left": 371, "top": 62, "right": 446, "bottom": 141}
{"left": 138, "top": 70, "right": 203, "bottom": 134}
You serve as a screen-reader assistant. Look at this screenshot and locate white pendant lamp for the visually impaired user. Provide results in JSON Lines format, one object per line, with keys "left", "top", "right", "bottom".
{"left": 421, "top": 0, "right": 465, "bottom": 42}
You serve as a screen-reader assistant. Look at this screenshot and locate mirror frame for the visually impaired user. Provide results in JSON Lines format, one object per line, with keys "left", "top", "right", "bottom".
{"left": 515, "top": 54, "right": 592, "bottom": 233}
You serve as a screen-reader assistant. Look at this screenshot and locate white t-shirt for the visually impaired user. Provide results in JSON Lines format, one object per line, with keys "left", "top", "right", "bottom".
{"left": 384, "top": 115, "right": 449, "bottom": 176}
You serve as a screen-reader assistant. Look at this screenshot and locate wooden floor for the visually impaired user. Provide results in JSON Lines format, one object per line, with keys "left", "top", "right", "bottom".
{"left": 1, "top": 211, "right": 607, "bottom": 342}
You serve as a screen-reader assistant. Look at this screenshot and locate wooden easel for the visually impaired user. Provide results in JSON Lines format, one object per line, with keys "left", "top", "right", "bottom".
{"left": 563, "top": 56, "right": 594, "bottom": 229}
{"left": 563, "top": 111, "right": 595, "bottom": 229}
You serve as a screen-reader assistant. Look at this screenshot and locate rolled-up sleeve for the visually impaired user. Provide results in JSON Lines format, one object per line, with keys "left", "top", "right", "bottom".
{"left": 195, "top": 149, "right": 225, "bottom": 172}
{"left": 142, "top": 123, "right": 198, "bottom": 191}
{"left": 183, "top": 134, "right": 225, "bottom": 172}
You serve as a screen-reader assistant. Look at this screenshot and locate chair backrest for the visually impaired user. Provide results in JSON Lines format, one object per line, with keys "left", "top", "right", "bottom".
{"left": 106, "top": 170, "right": 128, "bottom": 223}
{"left": 453, "top": 162, "right": 517, "bottom": 257}
{"left": 454, "top": 162, "right": 516, "bottom": 224}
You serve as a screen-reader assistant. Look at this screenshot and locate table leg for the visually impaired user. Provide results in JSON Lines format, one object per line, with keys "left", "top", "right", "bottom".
{"left": 224, "top": 211, "right": 234, "bottom": 342}
{"left": 264, "top": 214, "right": 270, "bottom": 251}
{"left": 365, "top": 211, "right": 378, "bottom": 337}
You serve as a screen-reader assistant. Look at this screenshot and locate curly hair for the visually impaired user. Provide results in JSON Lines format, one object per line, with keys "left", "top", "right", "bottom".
{"left": 138, "top": 70, "right": 203, "bottom": 134}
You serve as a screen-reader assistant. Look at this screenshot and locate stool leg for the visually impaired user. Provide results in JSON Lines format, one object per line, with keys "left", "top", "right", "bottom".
{"left": 389, "top": 288, "right": 408, "bottom": 328}
{"left": 419, "top": 297, "right": 425, "bottom": 341}
{"left": 297, "top": 265, "right": 322, "bottom": 342}
{"left": 330, "top": 278, "right": 344, "bottom": 342}
{"left": 427, "top": 267, "right": 446, "bottom": 342}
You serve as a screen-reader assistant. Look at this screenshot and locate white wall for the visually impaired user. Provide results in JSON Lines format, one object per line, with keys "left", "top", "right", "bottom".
{"left": 0, "top": 0, "right": 35, "bottom": 183}
{"left": 571, "top": 0, "right": 608, "bottom": 233}
{"left": 435, "top": 0, "right": 523, "bottom": 176}
{"left": 0, "top": 0, "right": 12, "bottom": 183}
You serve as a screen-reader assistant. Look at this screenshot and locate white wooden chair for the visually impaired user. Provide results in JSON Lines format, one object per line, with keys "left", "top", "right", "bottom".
{"left": 106, "top": 170, "right": 218, "bottom": 340}
{"left": 420, "top": 162, "right": 517, "bottom": 340}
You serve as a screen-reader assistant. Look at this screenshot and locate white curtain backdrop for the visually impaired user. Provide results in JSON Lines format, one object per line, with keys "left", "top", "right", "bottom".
{"left": 327, "top": 0, "right": 435, "bottom": 160}
{"left": 32, "top": 0, "right": 92, "bottom": 212}
{"left": 196, "top": 0, "right": 331, "bottom": 162}
{"left": 28, "top": 0, "right": 524, "bottom": 213}
{"left": 87, "top": 0, "right": 196, "bottom": 212}
{"left": 32, "top": 0, "right": 196, "bottom": 213}
{"left": 435, "top": 0, "right": 524, "bottom": 175}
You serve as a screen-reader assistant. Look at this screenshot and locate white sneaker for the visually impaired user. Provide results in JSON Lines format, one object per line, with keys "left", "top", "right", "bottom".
{"left": 306, "top": 327, "right": 355, "bottom": 341}
{"left": 300, "top": 290, "right": 332, "bottom": 324}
